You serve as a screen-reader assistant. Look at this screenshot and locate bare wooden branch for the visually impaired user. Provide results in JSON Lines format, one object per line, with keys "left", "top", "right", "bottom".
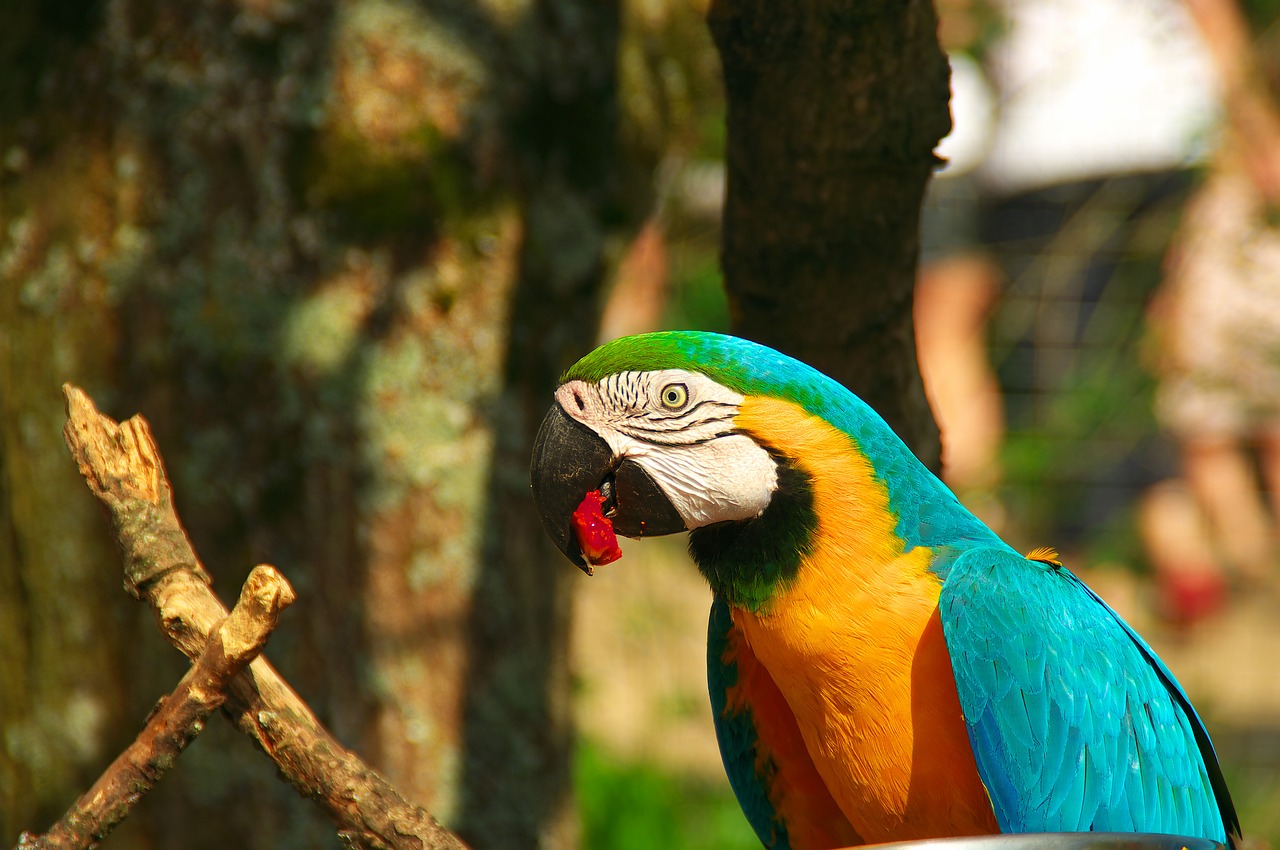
{"left": 42, "top": 384, "right": 469, "bottom": 850}
{"left": 18, "top": 565, "right": 296, "bottom": 850}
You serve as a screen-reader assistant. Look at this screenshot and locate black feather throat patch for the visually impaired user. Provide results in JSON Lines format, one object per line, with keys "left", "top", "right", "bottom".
{"left": 688, "top": 458, "right": 816, "bottom": 612}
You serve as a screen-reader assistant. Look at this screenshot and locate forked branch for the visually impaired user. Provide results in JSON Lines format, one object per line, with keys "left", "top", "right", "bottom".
{"left": 19, "top": 565, "right": 295, "bottom": 849}
{"left": 14, "top": 386, "right": 468, "bottom": 850}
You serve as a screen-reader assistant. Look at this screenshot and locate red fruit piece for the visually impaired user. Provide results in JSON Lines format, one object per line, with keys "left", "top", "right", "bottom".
{"left": 571, "top": 489, "right": 622, "bottom": 574}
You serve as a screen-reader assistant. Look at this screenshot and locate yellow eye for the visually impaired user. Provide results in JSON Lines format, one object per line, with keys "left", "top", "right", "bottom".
{"left": 659, "top": 383, "right": 689, "bottom": 410}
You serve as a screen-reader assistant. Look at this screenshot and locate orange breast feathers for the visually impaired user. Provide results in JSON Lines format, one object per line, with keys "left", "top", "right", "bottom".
{"left": 731, "top": 397, "right": 1000, "bottom": 843}
{"left": 721, "top": 617, "right": 865, "bottom": 850}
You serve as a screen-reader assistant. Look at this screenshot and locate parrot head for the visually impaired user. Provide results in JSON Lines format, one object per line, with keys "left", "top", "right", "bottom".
{"left": 531, "top": 332, "right": 785, "bottom": 567}
{"left": 530, "top": 330, "right": 979, "bottom": 598}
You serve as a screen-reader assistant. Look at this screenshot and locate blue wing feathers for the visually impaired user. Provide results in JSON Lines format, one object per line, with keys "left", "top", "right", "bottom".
{"left": 1050, "top": 747, "right": 1086, "bottom": 829}
{"left": 1037, "top": 706, "right": 1070, "bottom": 806}
{"left": 1021, "top": 674, "right": 1050, "bottom": 746}
{"left": 1074, "top": 577, "right": 1241, "bottom": 844}
{"left": 939, "top": 548, "right": 1234, "bottom": 844}
{"left": 1004, "top": 690, "right": 1040, "bottom": 752}
{"left": 974, "top": 706, "right": 1023, "bottom": 822}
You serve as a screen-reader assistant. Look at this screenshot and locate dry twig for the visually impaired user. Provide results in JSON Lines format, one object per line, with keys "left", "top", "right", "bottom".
{"left": 14, "top": 386, "right": 468, "bottom": 850}
{"left": 19, "top": 565, "right": 296, "bottom": 849}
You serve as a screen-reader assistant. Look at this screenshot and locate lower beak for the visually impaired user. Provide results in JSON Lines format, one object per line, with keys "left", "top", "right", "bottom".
{"left": 529, "top": 402, "right": 686, "bottom": 566}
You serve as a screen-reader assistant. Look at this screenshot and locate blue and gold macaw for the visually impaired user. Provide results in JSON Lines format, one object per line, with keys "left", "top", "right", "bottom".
{"left": 529, "top": 331, "right": 1240, "bottom": 850}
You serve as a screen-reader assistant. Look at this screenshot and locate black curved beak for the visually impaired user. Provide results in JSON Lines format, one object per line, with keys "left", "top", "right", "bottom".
{"left": 530, "top": 402, "right": 686, "bottom": 568}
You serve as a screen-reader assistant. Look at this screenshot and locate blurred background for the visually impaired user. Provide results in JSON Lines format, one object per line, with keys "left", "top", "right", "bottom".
{"left": 579, "top": 0, "right": 1280, "bottom": 847}
{"left": 3, "top": 0, "right": 1280, "bottom": 848}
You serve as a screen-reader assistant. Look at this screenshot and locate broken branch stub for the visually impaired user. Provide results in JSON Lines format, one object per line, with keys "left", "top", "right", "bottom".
{"left": 62, "top": 383, "right": 210, "bottom": 596}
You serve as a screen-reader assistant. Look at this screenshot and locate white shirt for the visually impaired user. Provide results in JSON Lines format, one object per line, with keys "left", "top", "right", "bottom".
{"left": 976, "top": 0, "right": 1220, "bottom": 193}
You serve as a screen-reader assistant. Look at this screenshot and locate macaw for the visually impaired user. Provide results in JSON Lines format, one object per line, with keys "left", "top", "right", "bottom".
{"left": 529, "top": 331, "right": 1240, "bottom": 850}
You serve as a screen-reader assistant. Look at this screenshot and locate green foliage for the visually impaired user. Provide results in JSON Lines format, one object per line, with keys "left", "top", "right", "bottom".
{"left": 576, "top": 741, "right": 759, "bottom": 850}
{"left": 1219, "top": 745, "right": 1280, "bottom": 849}
{"left": 663, "top": 247, "right": 730, "bottom": 332}
{"left": 998, "top": 349, "right": 1158, "bottom": 558}
{"left": 989, "top": 177, "right": 1180, "bottom": 563}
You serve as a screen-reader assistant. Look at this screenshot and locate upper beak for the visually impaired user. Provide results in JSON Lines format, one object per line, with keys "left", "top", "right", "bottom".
{"left": 530, "top": 401, "right": 686, "bottom": 566}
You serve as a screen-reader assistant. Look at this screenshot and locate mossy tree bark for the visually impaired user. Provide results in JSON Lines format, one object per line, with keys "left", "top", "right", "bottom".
{"left": 1, "top": 0, "right": 625, "bottom": 847}
{"left": 709, "top": 0, "right": 949, "bottom": 466}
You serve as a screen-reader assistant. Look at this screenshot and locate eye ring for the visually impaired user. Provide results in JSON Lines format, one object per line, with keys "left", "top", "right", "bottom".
{"left": 659, "top": 383, "right": 689, "bottom": 410}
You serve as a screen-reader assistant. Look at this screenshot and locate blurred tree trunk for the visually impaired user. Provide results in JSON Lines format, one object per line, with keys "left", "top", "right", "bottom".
{"left": 0, "top": 0, "right": 623, "bottom": 847}
{"left": 709, "top": 0, "right": 949, "bottom": 465}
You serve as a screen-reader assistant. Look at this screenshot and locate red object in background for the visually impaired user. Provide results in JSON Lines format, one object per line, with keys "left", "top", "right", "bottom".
{"left": 572, "top": 490, "right": 622, "bottom": 574}
{"left": 1158, "top": 567, "right": 1227, "bottom": 629}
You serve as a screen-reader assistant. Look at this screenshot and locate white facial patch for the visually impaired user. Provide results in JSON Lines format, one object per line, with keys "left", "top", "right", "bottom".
{"left": 556, "top": 369, "right": 779, "bottom": 529}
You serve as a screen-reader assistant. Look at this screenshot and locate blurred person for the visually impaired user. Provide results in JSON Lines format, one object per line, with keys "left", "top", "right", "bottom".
{"left": 918, "top": 0, "right": 1216, "bottom": 537}
{"left": 979, "top": 0, "right": 1217, "bottom": 195}
{"left": 1143, "top": 0, "right": 1280, "bottom": 622}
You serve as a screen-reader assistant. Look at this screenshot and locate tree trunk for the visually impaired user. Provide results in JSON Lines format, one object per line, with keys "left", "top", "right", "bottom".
{"left": 0, "top": 0, "right": 623, "bottom": 847}
{"left": 708, "top": 0, "right": 949, "bottom": 465}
